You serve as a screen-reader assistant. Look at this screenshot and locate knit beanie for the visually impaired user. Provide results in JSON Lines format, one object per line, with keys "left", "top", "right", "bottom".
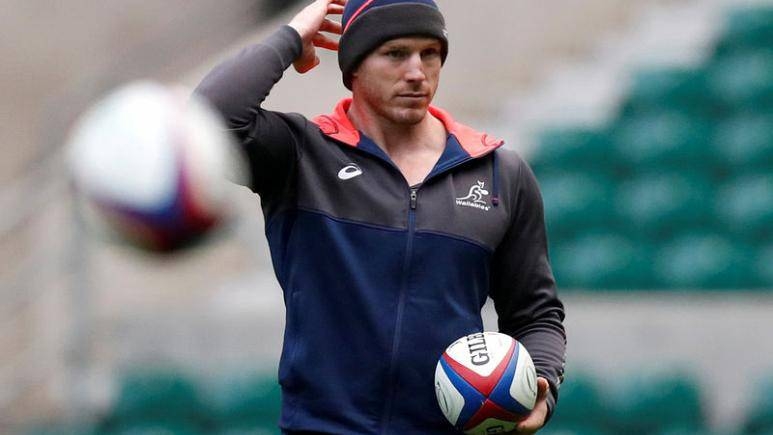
{"left": 338, "top": 0, "right": 448, "bottom": 89}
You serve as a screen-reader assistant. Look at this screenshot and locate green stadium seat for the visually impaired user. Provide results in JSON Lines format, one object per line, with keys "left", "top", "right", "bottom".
{"left": 714, "top": 6, "right": 773, "bottom": 58}
{"left": 714, "top": 175, "right": 773, "bottom": 242}
{"left": 608, "top": 373, "right": 705, "bottom": 434}
{"left": 550, "top": 233, "right": 654, "bottom": 290}
{"left": 653, "top": 233, "right": 755, "bottom": 289}
{"left": 614, "top": 172, "right": 713, "bottom": 240}
{"left": 755, "top": 244, "right": 773, "bottom": 288}
{"left": 612, "top": 112, "right": 711, "bottom": 170}
{"left": 622, "top": 67, "right": 713, "bottom": 117}
{"left": 105, "top": 369, "right": 207, "bottom": 430}
{"left": 712, "top": 114, "right": 773, "bottom": 173}
{"left": 741, "top": 377, "right": 773, "bottom": 434}
{"left": 106, "top": 421, "right": 202, "bottom": 435}
{"left": 204, "top": 373, "right": 281, "bottom": 431}
{"left": 707, "top": 52, "right": 773, "bottom": 110}
{"left": 538, "top": 172, "right": 617, "bottom": 241}
{"left": 530, "top": 127, "right": 615, "bottom": 175}
{"left": 546, "top": 372, "right": 609, "bottom": 432}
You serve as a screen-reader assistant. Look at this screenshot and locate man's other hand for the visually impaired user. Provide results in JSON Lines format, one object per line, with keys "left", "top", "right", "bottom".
{"left": 288, "top": 0, "right": 345, "bottom": 73}
{"left": 511, "top": 377, "right": 550, "bottom": 434}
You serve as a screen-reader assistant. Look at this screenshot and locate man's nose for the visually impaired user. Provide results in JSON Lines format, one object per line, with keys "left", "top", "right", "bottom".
{"left": 404, "top": 53, "right": 427, "bottom": 82}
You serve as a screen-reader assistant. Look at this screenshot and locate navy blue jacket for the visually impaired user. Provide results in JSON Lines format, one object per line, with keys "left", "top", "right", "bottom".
{"left": 195, "top": 25, "right": 566, "bottom": 435}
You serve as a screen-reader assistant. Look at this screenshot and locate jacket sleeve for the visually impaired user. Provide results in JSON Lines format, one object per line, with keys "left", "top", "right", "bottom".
{"left": 193, "top": 25, "right": 304, "bottom": 197}
{"left": 489, "top": 156, "right": 567, "bottom": 421}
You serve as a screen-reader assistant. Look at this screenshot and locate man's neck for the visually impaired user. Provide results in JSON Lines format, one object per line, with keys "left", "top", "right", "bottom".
{"left": 347, "top": 97, "right": 448, "bottom": 186}
{"left": 347, "top": 98, "right": 446, "bottom": 157}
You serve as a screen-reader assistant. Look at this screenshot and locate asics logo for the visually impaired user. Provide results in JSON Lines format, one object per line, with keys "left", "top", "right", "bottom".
{"left": 338, "top": 164, "right": 363, "bottom": 180}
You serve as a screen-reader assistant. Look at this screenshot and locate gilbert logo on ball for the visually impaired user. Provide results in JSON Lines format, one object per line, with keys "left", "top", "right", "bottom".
{"left": 435, "top": 332, "right": 537, "bottom": 434}
{"left": 66, "top": 81, "right": 244, "bottom": 252}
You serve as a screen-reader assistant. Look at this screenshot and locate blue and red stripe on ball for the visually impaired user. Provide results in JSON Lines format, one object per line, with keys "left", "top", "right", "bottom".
{"left": 438, "top": 339, "right": 532, "bottom": 431}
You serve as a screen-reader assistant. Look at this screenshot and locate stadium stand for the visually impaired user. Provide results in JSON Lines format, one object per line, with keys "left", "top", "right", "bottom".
{"left": 27, "top": 369, "right": 715, "bottom": 435}
{"left": 100, "top": 370, "right": 208, "bottom": 432}
{"left": 204, "top": 372, "right": 282, "bottom": 434}
{"left": 25, "top": 370, "right": 282, "bottom": 435}
{"left": 530, "top": 371, "right": 710, "bottom": 435}
{"left": 742, "top": 377, "right": 773, "bottom": 435}
{"left": 539, "top": 372, "right": 610, "bottom": 434}
{"left": 534, "top": 3, "right": 773, "bottom": 291}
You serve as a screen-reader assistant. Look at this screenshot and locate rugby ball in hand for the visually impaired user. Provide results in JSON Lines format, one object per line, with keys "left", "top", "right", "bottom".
{"left": 66, "top": 81, "right": 244, "bottom": 253}
{"left": 435, "top": 332, "right": 537, "bottom": 434}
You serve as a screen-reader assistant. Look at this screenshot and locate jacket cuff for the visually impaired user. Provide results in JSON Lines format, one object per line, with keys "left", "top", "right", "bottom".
{"left": 543, "top": 387, "right": 557, "bottom": 424}
{"left": 266, "top": 25, "right": 304, "bottom": 68}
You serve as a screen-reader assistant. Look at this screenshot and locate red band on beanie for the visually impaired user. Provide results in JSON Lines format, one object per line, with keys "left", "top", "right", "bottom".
{"left": 344, "top": 0, "right": 377, "bottom": 32}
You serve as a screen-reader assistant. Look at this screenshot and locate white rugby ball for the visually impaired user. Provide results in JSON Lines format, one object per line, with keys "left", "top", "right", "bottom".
{"left": 435, "top": 332, "right": 538, "bottom": 434}
{"left": 67, "top": 81, "right": 244, "bottom": 252}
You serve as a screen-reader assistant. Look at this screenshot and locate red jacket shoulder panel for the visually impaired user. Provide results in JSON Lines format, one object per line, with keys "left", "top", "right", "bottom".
{"left": 311, "top": 98, "right": 360, "bottom": 147}
{"left": 427, "top": 106, "right": 504, "bottom": 157}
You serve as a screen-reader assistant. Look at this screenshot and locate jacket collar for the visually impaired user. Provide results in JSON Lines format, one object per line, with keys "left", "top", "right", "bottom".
{"left": 312, "top": 98, "right": 504, "bottom": 158}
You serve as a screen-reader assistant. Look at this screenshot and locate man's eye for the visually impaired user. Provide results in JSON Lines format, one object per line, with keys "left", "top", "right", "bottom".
{"left": 386, "top": 50, "right": 407, "bottom": 59}
{"left": 422, "top": 49, "right": 441, "bottom": 59}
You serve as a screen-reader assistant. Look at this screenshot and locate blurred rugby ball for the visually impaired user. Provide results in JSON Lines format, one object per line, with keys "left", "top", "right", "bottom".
{"left": 435, "top": 332, "right": 537, "bottom": 434}
{"left": 66, "top": 81, "right": 244, "bottom": 252}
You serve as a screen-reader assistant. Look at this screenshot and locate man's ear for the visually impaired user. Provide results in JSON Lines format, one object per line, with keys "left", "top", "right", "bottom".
{"left": 347, "top": 68, "right": 360, "bottom": 90}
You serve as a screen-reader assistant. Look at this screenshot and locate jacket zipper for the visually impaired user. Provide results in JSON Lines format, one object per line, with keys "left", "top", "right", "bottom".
{"left": 381, "top": 186, "right": 418, "bottom": 433}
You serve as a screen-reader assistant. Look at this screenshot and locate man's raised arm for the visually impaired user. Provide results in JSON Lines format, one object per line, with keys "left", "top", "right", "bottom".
{"left": 192, "top": 0, "right": 344, "bottom": 195}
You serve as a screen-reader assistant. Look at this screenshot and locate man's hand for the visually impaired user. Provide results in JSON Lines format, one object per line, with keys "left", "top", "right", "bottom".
{"left": 512, "top": 377, "right": 551, "bottom": 434}
{"left": 287, "top": 0, "right": 345, "bottom": 73}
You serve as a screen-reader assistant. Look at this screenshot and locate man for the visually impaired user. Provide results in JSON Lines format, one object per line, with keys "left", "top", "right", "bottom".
{"left": 195, "top": 0, "right": 566, "bottom": 433}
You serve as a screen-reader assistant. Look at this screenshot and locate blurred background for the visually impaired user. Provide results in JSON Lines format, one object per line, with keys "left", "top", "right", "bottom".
{"left": 2, "top": 0, "right": 773, "bottom": 434}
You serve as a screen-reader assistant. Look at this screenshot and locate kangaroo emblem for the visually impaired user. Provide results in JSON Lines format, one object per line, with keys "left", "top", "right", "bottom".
{"left": 458, "top": 181, "right": 489, "bottom": 204}
{"left": 456, "top": 181, "right": 491, "bottom": 211}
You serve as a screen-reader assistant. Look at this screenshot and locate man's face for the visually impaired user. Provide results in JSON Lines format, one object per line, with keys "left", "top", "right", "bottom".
{"left": 351, "top": 37, "right": 443, "bottom": 126}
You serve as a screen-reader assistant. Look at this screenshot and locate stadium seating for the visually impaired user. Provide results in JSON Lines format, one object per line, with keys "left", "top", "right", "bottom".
{"left": 22, "top": 370, "right": 283, "bottom": 435}
{"left": 741, "top": 377, "right": 773, "bottom": 434}
{"left": 714, "top": 6, "right": 773, "bottom": 58}
{"left": 533, "top": 4, "right": 773, "bottom": 291}
{"left": 204, "top": 373, "right": 281, "bottom": 434}
{"left": 712, "top": 114, "right": 773, "bottom": 173}
{"left": 538, "top": 172, "right": 616, "bottom": 240}
{"left": 756, "top": 243, "right": 773, "bottom": 287}
{"left": 104, "top": 421, "right": 203, "bottom": 435}
{"left": 611, "top": 112, "right": 711, "bottom": 171}
{"left": 614, "top": 171, "right": 714, "bottom": 240}
{"left": 104, "top": 370, "right": 280, "bottom": 435}
{"left": 707, "top": 52, "right": 773, "bottom": 111}
{"left": 106, "top": 370, "right": 207, "bottom": 428}
{"left": 653, "top": 233, "right": 755, "bottom": 289}
{"left": 35, "top": 367, "right": 773, "bottom": 435}
{"left": 608, "top": 373, "right": 705, "bottom": 434}
{"left": 715, "top": 175, "right": 773, "bottom": 242}
{"left": 538, "top": 370, "right": 710, "bottom": 435}
{"left": 529, "top": 128, "right": 616, "bottom": 175}
{"left": 550, "top": 233, "right": 654, "bottom": 290}
{"left": 541, "top": 372, "right": 611, "bottom": 434}
{"left": 622, "top": 68, "right": 713, "bottom": 118}
{"left": 92, "top": 369, "right": 210, "bottom": 435}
